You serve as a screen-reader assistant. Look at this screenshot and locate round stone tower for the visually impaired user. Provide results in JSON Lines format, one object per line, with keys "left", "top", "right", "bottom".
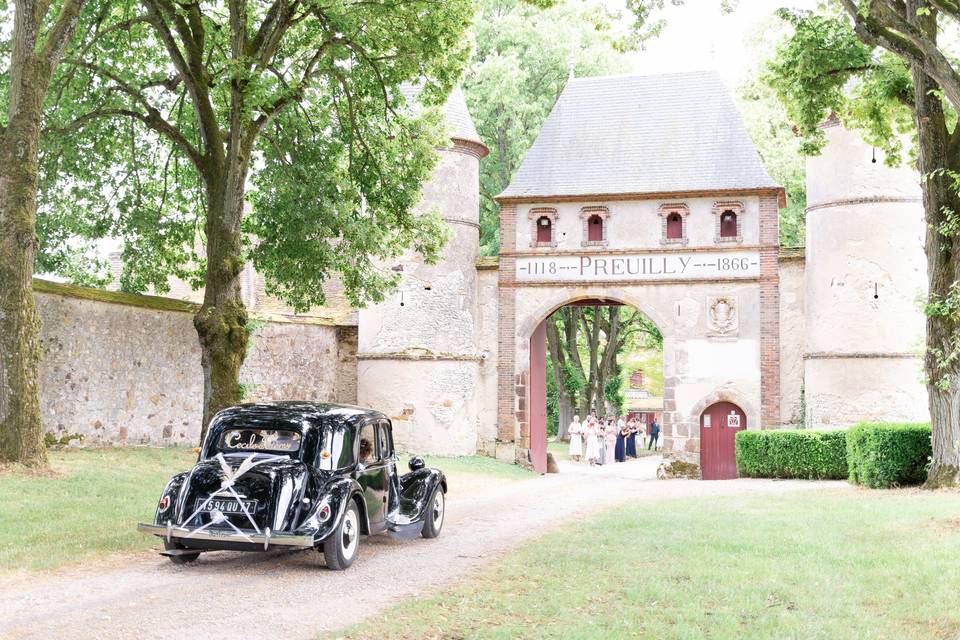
{"left": 356, "top": 88, "right": 489, "bottom": 455}
{"left": 803, "top": 118, "right": 929, "bottom": 427}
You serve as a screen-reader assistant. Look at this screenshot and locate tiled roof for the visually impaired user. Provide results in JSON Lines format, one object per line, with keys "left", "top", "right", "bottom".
{"left": 498, "top": 71, "right": 780, "bottom": 201}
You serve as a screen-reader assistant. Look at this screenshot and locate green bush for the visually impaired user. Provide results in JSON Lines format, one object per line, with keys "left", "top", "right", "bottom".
{"left": 736, "top": 429, "right": 848, "bottom": 479}
{"left": 846, "top": 422, "right": 931, "bottom": 488}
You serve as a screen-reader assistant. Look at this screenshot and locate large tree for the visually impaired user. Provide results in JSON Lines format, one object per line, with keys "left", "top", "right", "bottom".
{"left": 40, "top": 0, "right": 473, "bottom": 440}
{"left": 766, "top": 0, "right": 960, "bottom": 486}
{"left": 0, "top": 0, "right": 87, "bottom": 465}
{"left": 547, "top": 305, "right": 661, "bottom": 438}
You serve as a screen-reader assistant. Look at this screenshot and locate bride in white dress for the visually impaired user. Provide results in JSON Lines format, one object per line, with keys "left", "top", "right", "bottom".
{"left": 583, "top": 418, "right": 601, "bottom": 466}
{"left": 567, "top": 415, "right": 583, "bottom": 462}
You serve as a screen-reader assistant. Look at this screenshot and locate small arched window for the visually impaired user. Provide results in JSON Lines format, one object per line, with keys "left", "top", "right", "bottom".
{"left": 536, "top": 216, "right": 552, "bottom": 243}
{"left": 587, "top": 214, "right": 604, "bottom": 241}
{"left": 720, "top": 210, "right": 737, "bottom": 238}
{"left": 666, "top": 212, "right": 683, "bottom": 239}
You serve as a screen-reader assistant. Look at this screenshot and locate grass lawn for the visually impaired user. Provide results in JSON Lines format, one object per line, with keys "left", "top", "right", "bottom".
{"left": 401, "top": 453, "right": 534, "bottom": 497}
{"left": 332, "top": 488, "right": 960, "bottom": 640}
{"left": 0, "top": 448, "right": 529, "bottom": 572}
{"left": 0, "top": 447, "right": 196, "bottom": 571}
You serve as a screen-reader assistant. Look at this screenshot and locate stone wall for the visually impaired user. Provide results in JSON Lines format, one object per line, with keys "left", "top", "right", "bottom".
{"left": 35, "top": 281, "right": 357, "bottom": 446}
{"left": 778, "top": 251, "right": 805, "bottom": 425}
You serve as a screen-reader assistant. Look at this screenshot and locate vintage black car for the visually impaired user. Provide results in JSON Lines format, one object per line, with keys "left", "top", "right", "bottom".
{"left": 138, "top": 402, "right": 447, "bottom": 570}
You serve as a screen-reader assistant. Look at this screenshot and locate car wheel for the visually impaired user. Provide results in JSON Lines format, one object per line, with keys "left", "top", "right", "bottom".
{"left": 323, "top": 500, "right": 360, "bottom": 570}
{"left": 163, "top": 540, "right": 200, "bottom": 565}
{"left": 421, "top": 487, "right": 445, "bottom": 539}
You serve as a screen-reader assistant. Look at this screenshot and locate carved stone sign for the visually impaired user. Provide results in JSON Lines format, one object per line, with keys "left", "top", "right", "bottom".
{"left": 707, "top": 295, "right": 739, "bottom": 337}
{"left": 514, "top": 250, "right": 760, "bottom": 283}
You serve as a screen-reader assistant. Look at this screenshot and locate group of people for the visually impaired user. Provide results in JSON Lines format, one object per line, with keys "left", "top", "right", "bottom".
{"left": 567, "top": 412, "right": 661, "bottom": 467}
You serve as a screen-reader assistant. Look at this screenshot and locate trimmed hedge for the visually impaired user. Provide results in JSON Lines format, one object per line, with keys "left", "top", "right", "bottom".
{"left": 846, "top": 422, "right": 931, "bottom": 488}
{"left": 736, "top": 429, "right": 848, "bottom": 480}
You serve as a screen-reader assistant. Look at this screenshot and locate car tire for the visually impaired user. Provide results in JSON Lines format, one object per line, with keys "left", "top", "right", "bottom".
{"left": 164, "top": 540, "right": 200, "bottom": 565}
{"left": 421, "top": 487, "right": 445, "bottom": 539}
{"left": 323, "top": 500, "right": 360, "bottom": 570}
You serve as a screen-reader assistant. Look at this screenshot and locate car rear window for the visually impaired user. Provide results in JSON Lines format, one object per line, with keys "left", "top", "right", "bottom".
{"left": 220, "top": 428, "right": 301, "bottom": 453}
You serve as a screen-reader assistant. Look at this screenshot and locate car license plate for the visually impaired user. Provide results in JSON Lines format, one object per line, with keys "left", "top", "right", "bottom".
{"left": 197, "top": 497, "right": 257, "bottom": 515}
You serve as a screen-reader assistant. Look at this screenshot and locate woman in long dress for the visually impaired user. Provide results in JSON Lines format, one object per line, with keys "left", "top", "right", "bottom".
{"left": 624, "top": 416, "right": 637, "bottom": 459}
{"left": 596, "top": 421, "right": 607, "bottom": 465}
{"left": 583, "top": 419, "right": 600, "bottom": 466}
{"left": 614, "top": 422, "right": 628, "bottom": 462}
{"left": 605, "top": 418, "right": 617, "bottom": 463}
{"left": 567, "top": 415, "right": 583, "bottom": 462}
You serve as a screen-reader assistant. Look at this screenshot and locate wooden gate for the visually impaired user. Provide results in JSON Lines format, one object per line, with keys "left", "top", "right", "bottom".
{"left": 699, "top": 401, "right": 746, "bottom": 480}
{"left": 529, "top": 320, "right": 548, "bottom": 473}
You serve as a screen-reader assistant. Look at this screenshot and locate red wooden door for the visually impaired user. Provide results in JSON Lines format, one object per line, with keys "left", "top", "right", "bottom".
{"left": 700, "top": 402, "right": 745, "bottom": 480}
{"left": 529, "top": 320, "right": 548, "bottom": 473}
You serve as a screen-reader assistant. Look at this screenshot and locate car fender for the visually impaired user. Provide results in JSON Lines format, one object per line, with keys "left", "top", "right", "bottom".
{"left": 397, "top": 468, "right": 446, "bottom": 524}
{"left": 153, "top": 472, "right": 190, "bottom": 525}
{"left": 296, "top": 476, "right": 368, "bottom": 543}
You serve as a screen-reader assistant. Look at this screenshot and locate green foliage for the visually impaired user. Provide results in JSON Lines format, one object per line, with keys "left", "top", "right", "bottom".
{"left": 736, "top": 76, "right": 807, "bottom": 246}
{"left": 846, "top": 422, "right": 932, "bottom": 488}
{"left": 465, "top": 0, "right": 631, "bottom": 255}
{"left": 764, "top": 9, "right": 915, "bottom": 165}
{"left": 546, "top": 355, "right": 559, "bottom": 437}
{"left": 604, "top": 359, "right": 624, "bottom": 415}
{"left": 38, "top": 0, "right": 473, "bottom": 311}
{"left": 43, "top": 432, "right": 84, "bottom": 448}
{"left": 736, "top": 429, "right": 848, "bottom": 480}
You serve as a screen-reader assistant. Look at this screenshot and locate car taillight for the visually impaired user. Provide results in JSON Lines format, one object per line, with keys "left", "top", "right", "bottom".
{"left": 158, "top": 495, "right": 171, "bottom": 512}
{"left": 318, "top": 503, "right": 331, "bottom": 522}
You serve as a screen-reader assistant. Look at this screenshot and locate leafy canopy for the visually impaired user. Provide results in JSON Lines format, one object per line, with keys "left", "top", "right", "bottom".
{"left": 765, "top": 8, "right": 916, "bottom": 165}
{"left": 37, "top": 0, "right": 474, "bottom": 310}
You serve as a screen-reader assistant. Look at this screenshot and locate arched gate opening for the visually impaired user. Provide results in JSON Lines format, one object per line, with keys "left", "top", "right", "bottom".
{"left": 528, "top": 297, "right": 666, "bottom": 473}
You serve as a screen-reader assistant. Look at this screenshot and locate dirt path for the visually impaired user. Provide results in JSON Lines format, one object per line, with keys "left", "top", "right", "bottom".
{"left": 0, "top": 457, "right": 847, "bottom": 640}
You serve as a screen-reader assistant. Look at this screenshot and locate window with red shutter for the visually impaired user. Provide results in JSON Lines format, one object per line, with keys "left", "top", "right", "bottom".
{"left": 536, "top": 216, "right": 552, "bottom": 243}
{"left": 666, "top": 213, "right": 683, "bottom": 239}
{"left": 720, "top": 210, "right": 737, "bottom": 238}
{"left": 587, "top": 215, "right": 603, "bottom": 241}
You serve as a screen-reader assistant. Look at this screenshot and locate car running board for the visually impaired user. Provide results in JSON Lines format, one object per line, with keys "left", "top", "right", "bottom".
{"left": 386, "top": 519, "right": 423, "bottom": 540}
{"left": 160, "top": 548, "right": 200, "bottom": 557}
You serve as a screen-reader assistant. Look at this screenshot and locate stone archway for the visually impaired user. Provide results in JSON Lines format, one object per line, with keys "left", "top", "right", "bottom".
{"left": 522, "top": 293, "right": 671, "bottom": 472}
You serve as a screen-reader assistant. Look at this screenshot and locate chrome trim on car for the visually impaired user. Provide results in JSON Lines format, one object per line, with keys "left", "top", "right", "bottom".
{"left": 137, "top": 523, "right": 314, "bottom": 549}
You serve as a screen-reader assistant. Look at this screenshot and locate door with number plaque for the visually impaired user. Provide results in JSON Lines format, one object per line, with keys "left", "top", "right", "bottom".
{"left": 699, "top": 401, "right": 746, "bottom": 480}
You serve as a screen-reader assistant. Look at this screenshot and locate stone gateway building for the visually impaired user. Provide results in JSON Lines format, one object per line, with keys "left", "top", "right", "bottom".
{"left": 36, "top": 71, "right": 930, "bottom": 478}
{"left": 354, "top": 70, "right": 929, "bottom": 476}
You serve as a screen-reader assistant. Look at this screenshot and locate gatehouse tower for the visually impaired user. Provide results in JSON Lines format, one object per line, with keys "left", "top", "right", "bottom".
{"left": 803, "top": 119, "right": 929, "bottom": 427}
{"left": 356, "top": 88, "right": 489, "bottom": 455}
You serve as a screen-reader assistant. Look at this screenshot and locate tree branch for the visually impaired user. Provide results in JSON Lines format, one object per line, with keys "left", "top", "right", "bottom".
{"left": 841, "top": 0, "right": 960, "bottom": 111}
{"left": 39, "top": 0, "right": 86, "bottom": 72}
{"left": 49, "top": 107, "right": 202, "bottom": 168}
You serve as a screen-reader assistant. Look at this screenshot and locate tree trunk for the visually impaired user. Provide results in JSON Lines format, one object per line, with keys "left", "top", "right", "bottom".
{"left": 194, "top": 162, "right": 250, "bottom": 443}
{"left": 597, "top": 307, "right": 621, "bottom": 415}
{"left": 562, "top": 307, "right": 587, "bottom": 418}
{"left": 911, "top": 27, "right": 960, "bottom": 486}
{"left": 0, "top": 0, "right": 60, "bottom": 467}
{"left": 546, "top": 319, "right": 572, "bottom": 439}
{"left": 557, "top": 396, "right": 573, "bottom": 441}
{"left": 0, "top": 59, "right": 49, "bottom": 466}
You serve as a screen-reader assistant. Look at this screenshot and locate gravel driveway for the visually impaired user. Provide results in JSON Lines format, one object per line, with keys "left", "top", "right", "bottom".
{"left": 0, "top": 457, "right": 846, "bottom": 640}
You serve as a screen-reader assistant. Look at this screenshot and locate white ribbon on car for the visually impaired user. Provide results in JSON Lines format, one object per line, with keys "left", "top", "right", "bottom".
{"left": 180, "top": 452, "right": 288, "bottom": 542}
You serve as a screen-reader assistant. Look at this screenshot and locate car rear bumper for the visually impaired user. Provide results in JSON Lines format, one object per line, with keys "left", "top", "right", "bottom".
{"left": 137, "top": 522, "right": 315, "bottom": 550}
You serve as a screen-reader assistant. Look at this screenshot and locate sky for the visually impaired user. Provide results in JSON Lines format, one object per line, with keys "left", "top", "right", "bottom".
{"left": 613, "top": 0, "right": 819, "bottom": 83}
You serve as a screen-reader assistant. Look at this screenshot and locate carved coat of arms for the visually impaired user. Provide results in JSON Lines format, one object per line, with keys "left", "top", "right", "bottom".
{"left": 707, "top": 296, "right": 738, "bottom": 337}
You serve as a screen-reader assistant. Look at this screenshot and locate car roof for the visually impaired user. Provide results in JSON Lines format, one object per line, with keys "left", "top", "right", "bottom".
{"left": 212, "top": 402, "right": 388, "bottom": 430}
